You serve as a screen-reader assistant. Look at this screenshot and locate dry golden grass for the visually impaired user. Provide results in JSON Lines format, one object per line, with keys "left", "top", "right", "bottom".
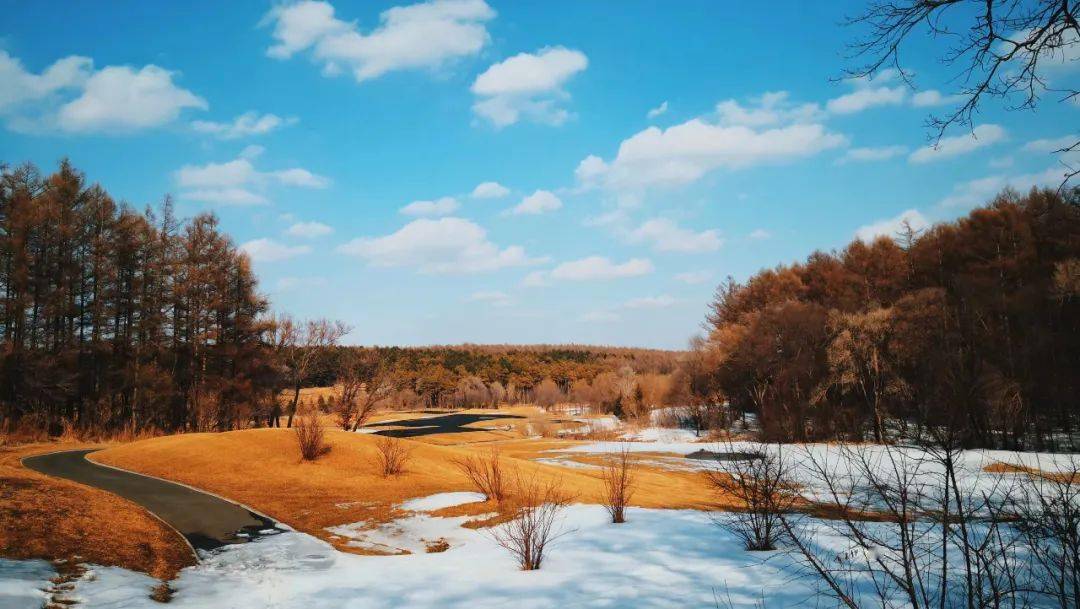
{"left": 93, "top": 426, "right": 726, "bottom": 554}
{"left": 984, "top": 462, "right": 1041, "bottom": 475}
{"left": 0, "top": 442, "right": 195, "bottom": 579}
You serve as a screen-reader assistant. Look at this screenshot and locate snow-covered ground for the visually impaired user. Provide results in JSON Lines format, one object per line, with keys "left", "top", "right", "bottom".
{"left": 325, "top": 492, "right": 490, "bottom": 554}
{"left": 553, "top": 439, "right": 1080, "bottom": 505}
{"left": 2, "top": 504, "right": 840, "bottom": 609}
{"left": 0, "top": 559, "right": 53, "bottom": 609}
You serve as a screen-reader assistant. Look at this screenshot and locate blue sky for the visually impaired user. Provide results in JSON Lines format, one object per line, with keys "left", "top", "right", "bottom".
{"left": 1, "top": 1, "right": 1075, "bottom": 348}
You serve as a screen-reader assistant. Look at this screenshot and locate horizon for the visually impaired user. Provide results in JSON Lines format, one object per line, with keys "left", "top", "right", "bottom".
{"left": 1, "top": 0, "right": 1075, "bottom": 349}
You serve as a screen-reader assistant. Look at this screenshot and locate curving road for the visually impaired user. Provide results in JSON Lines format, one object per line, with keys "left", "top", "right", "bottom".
{"left": 22, "top": 449, "right": 279, "bottom": 552}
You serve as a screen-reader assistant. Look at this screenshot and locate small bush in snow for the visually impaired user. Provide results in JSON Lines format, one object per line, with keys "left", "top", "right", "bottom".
{"left": 707, "top": 445, "right": 793, "bottom": 551}
{"left": 601, "top": 444, "right": 636, "bottom": 523}
{"left": 491, "top": 475, "right": 573, "bottom": 570}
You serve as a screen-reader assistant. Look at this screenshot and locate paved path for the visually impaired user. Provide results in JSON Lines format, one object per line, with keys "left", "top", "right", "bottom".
{"left": 22, "top": 449, "right": 278, "bottom": 552}
{"left": 364, "top": 412, "right": 525, "bottom": 438}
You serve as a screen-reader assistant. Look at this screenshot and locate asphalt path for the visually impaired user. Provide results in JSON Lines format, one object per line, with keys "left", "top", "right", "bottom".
{"left": 22, "top": 449, "right": 279, "bottom": 552}
{"left": 363, "top": 412, "right": 526, "bottom": 438}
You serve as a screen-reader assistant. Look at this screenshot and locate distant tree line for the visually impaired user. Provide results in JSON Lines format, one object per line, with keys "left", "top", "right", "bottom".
{"left": 303, "top": 345, "right": 681, "bottom": 419}
{"left": 689, "top": 188, "right": 1080, "bottom": 449}
{"left": 0, "top": 161, "right": 278, "bottom": 434}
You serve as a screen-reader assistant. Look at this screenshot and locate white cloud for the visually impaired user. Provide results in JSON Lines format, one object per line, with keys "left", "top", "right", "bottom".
{"left": 276, "top": 276, "right": 328, "bottom": 291}
{"left": 748, "top": 229, "right": 771, "bottom": 240}
{"left": 183, "top": 188, "right": 269, "bottom": 206}
{"left": 471, "top": 181, "right": 509, "bottom": 198}
{"left": 264, "top": 0, "right": 494, "bottom": 83}
{"left": 909, "top": 124, "right": 1007, "bottom": 163}
{"left": 521, "top": 270, "right": 551, "bottom": 287}
{"left": 646, "top": 101, "right": 668, "bottom": 119}
{"left": 624, "top": 295, "right": 677, "bottom": 309}
{"left": 286, "top": 221, "right": 333, "bottom": 238}
{"left": 838, "top": 145, "right": 908, "bottom": 164}
{"left": 509, "top": 190, "right": 562, "bottom": 215}
{"left": 938, "top": 166, "right": 1069, "bottom": 208}
{"left": 1001, "top": 28, "right": 1080, "bottom": 76}
{"left": 550, "top": 256, "right": 653, "bottom": 281}
{"left": 1022, "top": 135, "right": 1076, "bottom": 154}
{"left": 240, "top": 144, "right": 265, "bottom": 159}
{"left": 579, "top": 310, "right": 620, "bottom": 323}
{"left": 0, "top": 51, "right": 205, "bottom": 134}
{"left": 56, "top": 65, "right": 206, "bottom": 133}
{"left": 337, "top": 217, "right": 540, "bottom": 274}
{"left": 911, "top": 89, "right": 965, "bottom": 107}
{"left": 715, "top": 91, "right": 823, "bottom": 127}
{"left": 826, "top": 71, "right": 906, "bottom": 115}
{"left": 400, "top": 196, "right": 460, "bottom": 216}
{"left": 240, "top": 238, "right": 312, "bottom": 262}
{"left": 628, "top": 218, "right": 722, "bottom": 253}
{"left": 192, "top": 111, "right": 296, "bottom": 139}
{"left": 273, "top": 167, "right": 332, "bottom": 188}
{"left": 471, "top": 46, "right": 587, "bottom": 127}
{"left": 854, "top": 209, "right": 930, "bottom": 242}
{"left": 468, "top": 290, "right": 512, "bottom": 307}
{"left": 578, "top": 119, "right": 846, "bottom": 192}
{"left": 174, "top": 152, "right": 329, "bottom": 205}
{"left": 0, "top": 51, "right": 91, "bottom": 112}
{"left": 675, "top": 270, "right": 713, "bottom": 285}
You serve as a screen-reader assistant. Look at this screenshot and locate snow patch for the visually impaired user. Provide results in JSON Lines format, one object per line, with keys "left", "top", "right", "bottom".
{"left": 399, "top": 492, "right": 486, "bottom": 512}
{"left": 0, "top": 558, "right": 53, "bottom": 609}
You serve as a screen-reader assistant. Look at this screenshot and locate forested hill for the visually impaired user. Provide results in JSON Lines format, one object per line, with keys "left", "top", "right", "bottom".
{"left": 305, "top": 344, "right": 684, "bottom": 403}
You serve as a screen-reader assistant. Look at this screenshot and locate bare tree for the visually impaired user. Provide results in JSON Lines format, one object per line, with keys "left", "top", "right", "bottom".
{"left": 601, "top": 444, "right": 636, "bottom": 523}
{"left": 845, "top": 0, "right": 1079, "bottom": 184}
{"left": 453, "top": 448, "right": 507, "bottom": 502}
{"left": 350, "top": 351, "right": 397, "bottom": 432}
{"left": 294, "top": 409, "right": 328, "bottom": 461}
{"left": 335, "top": 351, "right": 376, "bottom": 431}
{"left": 707, "top": 445, "right": 795, "bottom": 550}
{"left": 491, "top": 475, "right": 574, "bottom": 570}
{"left": 278, "top": 316, "right": 351, "bottom": 428}
{"left": 1014, "top": 457, "right": 1080, "bottom": 609}
{"left": 374, "top": 435, "right": 410, "bottom": 477}
{"left": 780, "top": 440, "right": 1029, "bottom": 609}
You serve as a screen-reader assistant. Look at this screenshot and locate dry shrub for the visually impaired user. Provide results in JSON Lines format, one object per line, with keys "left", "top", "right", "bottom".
{"left": 491, "top": 475, "right": 574, "bottom": 570}
{"left": 706, "top": 446, "right": 794, "bottom": 551}
{"left": 526, "top": 417, "right": 554, "bottom": 438}
{"left": 294, "top": 410, "right": 328, "bottom": 461}
{"left": 453, "top": 448, "right": 507, "bottom": 502}
{"left": 601, "top": 444, "right": 636, "bottom": 523}
{"left": 566, "top": 420, "right": 619, "bottom": 441}
{"left": 374, "top": 435, "right": 410, "bottom": 476}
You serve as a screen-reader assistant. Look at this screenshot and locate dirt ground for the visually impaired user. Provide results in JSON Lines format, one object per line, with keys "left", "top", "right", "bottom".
{"left": 0, "top": 441, "right": 195, "bottom": 579}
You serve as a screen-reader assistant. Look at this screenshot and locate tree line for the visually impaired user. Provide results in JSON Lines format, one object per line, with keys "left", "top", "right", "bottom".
{"left": 0, "top": 162, "right": 684, "bottom": 438}
{"left": 0, "top": 161, "right": 277, "bottom": 434}
{"left": 300, "top": 344, "right": 681, "bottom": 417}
{"left": 688, "top": 187, "right": 1080, "bottom": 449}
